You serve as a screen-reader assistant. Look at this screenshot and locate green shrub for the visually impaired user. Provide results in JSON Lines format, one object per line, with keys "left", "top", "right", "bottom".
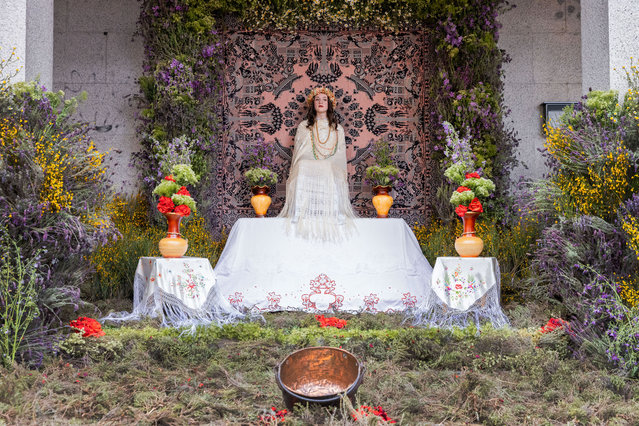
{"left": 0, "top": 228, "right": 40, "bottom": 368}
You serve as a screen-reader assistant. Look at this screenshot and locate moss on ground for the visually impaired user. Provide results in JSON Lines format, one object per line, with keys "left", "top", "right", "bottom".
{"left": 1, "top": 309, "right": 638, "bottom": 424}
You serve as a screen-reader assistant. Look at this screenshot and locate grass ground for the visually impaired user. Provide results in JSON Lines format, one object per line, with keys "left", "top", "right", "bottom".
{"left": 1, "top": 303, "right": 638, "bottom": 425}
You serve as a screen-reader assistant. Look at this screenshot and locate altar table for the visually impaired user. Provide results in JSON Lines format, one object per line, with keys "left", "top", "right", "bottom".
{"left": 412, "top": 257, "right": 509, "bottom": 329}
{"left": 213, "top": 218, "right": 433, "bottom": 313}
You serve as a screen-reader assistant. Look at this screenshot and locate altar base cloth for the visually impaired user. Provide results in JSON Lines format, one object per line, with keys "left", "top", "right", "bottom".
{"left": 213, "top": 218, "right": 433, "bottom": 313}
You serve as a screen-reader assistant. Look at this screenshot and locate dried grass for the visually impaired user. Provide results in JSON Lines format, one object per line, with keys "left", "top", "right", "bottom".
{"left": 1, "top": 310, "right": 638, "bottom": 424}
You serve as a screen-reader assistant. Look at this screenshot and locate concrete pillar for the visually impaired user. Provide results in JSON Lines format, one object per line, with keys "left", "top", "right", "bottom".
{"left": 581, "top": 0, "right": 639, "bottom": 96}
{"left": 0, "top": 0, "right": 27, "bottom": 81}
{"left": 580, "top": 0, "right": 610, "bottom": 92}
{"left": 0, "top": 0, "right": 54, "bottom": 88}
{"left": 26, "top": 0, "right": 54, "bottom": 89}
{"left": 608, "top": 1, "right": 639, "bottom": 95}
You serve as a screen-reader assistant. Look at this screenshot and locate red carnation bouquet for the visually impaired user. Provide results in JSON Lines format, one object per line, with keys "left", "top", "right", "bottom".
{"left": 152, "top": 164, "right": 199, "bottom": 217}
{"left": 441, "top": 122, "right": 496, "bottom": 217}
{"left": 69, "top": 317, "right": 105, "bottom": 337}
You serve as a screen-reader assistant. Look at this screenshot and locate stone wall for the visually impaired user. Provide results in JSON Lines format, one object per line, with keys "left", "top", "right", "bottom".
{"left": 53, "top": 0, "right": 143, "bottom": 192}
{"left": 498, "top": 0, "right": 582, "bottom": 181}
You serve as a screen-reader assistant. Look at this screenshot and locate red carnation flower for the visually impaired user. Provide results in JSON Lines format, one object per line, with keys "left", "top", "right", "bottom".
{"left": 176, "top": 186, "right": 190, "bottom": 196}
{"left": 70, "top": 317, "right": 105, "bottom": 338}
{"left": 315, "top": 314, "right": 347, "bottom": 329}
{"left": 456, "top": 186, "right": 471, "bottom": 193}
{"left": 465, "top": 172, "right": 481, "bottom": 179}
{"left": 455, "top": 204, "right": 468, "bottom": 217}
{"left": 468, "top": 198, "right": 483, "bottom": 213}
{"left": 174, "top": 204, "right": 191, "bottom": 217}
{"left": 157, "top": 196, "right": 175, "bottom": 214}
{"left": 540, "top": 318, "right": 569, "bottom": 334}
{"left": 164, "top": 175, "right": 176, "bottom": 182}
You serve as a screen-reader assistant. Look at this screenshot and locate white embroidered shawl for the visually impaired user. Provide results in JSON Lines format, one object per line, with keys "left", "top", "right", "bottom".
{"left": 278, "top": 119, "right": 357, "bottom": 241}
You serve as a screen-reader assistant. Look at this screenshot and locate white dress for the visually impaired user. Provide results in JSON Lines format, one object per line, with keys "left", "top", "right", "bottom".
{"left": 278, "top": 119, "right": 357, "bottom": 241}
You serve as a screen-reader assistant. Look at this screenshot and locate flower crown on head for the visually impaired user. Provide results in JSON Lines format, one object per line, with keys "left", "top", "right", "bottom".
{"left": 306, "top": 87, "right": 337, "bottom": 108}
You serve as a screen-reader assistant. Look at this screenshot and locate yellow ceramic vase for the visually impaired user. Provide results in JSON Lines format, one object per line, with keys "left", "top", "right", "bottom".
{"left": 454, "top": 211, "right": 483, "bottom": 257}
{"left": 251, "top": 186, "right": 272, "bottom": 217}
{"left": 159, "top": 212, "right": 188, "bottom": 258}
{"left": 372, "top": 186, "right": 393, "bottom": 218}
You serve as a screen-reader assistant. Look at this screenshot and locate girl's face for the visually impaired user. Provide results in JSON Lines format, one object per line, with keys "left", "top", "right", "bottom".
{"left": 313, "top": 93, "right": 329, "bottom": 114}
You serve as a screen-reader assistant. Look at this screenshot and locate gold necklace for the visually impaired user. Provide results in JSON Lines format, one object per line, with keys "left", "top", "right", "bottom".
{"left": 314, "top": 121, "right": 332, "bottom": 145}
{"left": 311, "top": 125, "right": 338, "bottom": 160}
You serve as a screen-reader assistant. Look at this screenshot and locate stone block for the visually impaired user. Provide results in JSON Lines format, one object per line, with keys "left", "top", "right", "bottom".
{"left": 498, "top": 0, "right": 567, "bottom": 36}
{"left": 565, "top": 0, "right": 581, "bottom": 34}
{"left": 53, "top": 0, "right": 67, "bottom": 32}
{"left": 89, "top": 131, "right": 141, "bottom": 193}
{"left": 106, "top": 32, "right": 144, "bottom": 84}
{"left": 499, "top": 32, "right": 534, "bottom": 84}
{"left": 66, "top": 0, "right": 140, "bottom": 33}
{"left": 61, "top": 82, "right": 139, "bottom": 135}
{"left": 533, "top": 32, "right": 582, "bottom": 84}
{"left": 55, "top": 31, "right": 107, "bottom": 84}
{"left": 53, "top": 31, "right": 67, "bottom": 85}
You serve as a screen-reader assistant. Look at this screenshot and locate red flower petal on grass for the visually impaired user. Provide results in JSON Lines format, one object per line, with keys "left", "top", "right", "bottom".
{"left": 164, "top": 175, "right": 176, "bottom": 182}
{"left": 315, "top": 314, "right": 347, "bottom": 329}
{"left": 465, "top": 172, "right": 481, "bottom": 179}
{"left": 456, "top": 186, "right": 470, "bottom": 193}
{"left": 69, "top": 317, "right": 105, "bottom": 338}
{"left": 540, "top": 317, "right": 570, "bottom": 334}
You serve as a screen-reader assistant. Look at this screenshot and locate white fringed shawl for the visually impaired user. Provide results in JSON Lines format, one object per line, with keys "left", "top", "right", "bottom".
{"left": 278, "top": 119, "right": 357, "bottom": 241}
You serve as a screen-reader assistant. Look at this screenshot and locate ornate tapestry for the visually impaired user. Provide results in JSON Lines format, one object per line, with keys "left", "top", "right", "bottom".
{"left": 215, "top": 31, "right": 432, "bottom": 228}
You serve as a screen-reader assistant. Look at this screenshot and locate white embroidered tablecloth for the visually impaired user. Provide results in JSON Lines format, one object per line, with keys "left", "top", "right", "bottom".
{"left": 213, "top": 218, "right": 433, "bottom": 313}
{"left": 412, "top": 257, "right": 509, "bottom": 329}
{"left": 123, "top": 257, "right": 241, "bottom": 327}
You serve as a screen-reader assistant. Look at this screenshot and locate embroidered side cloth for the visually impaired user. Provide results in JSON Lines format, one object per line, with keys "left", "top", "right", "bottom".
{"left": 412, "top": 257, "right": 509, "bottom": 329}
{"left": 432, "top": 257, "right": 498, "bottom": 310}
{"left": 102, "top": 257, "right": 242, "bottom": 328}
{"left": 135, "top": 257, "right": 215, "bottom": 311}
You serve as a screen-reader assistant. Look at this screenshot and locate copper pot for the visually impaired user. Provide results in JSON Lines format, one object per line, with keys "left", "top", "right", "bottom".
{"left": 276, "top": 346, "right": 364, "bottom": 410}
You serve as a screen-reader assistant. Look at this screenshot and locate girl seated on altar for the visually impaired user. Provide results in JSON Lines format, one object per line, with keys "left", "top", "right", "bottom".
{"left": 278, "top": 87, "right": 357, "bottom": 241}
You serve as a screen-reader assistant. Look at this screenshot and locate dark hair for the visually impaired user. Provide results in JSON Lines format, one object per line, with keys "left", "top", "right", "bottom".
{"left": 305, "top": 98, "right": 338, "bottom": 130}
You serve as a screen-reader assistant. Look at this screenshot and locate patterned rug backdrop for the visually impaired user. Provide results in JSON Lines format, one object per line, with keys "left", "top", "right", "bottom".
{"left": 214, "top": 30, "right": 433, "bottom": 229}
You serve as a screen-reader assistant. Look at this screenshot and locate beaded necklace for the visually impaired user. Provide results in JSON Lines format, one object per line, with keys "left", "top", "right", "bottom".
{"left": 311, "top": 121, "right": 338, "bottom": 159}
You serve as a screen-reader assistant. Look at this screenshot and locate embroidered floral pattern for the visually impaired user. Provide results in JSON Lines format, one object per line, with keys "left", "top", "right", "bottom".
{"left": 401, "top": 292, "right": 417, "bottom": 308}
{"left": 265, "top": 292, "right": 281, "bottom": 310}
{"left": 301, "top": 273, "right": 344, "bottom": 311}
{"left": 228, "top": 291, "right": 244, "bottom": 308}
{"left": 171, "top": 263, "right": 207, "bottom": 298}
{"left": 364, "top": 294, "right": 380, "bottom": 312}
{"left": 438, "top": 265, "right": 486, "bottom": 302}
